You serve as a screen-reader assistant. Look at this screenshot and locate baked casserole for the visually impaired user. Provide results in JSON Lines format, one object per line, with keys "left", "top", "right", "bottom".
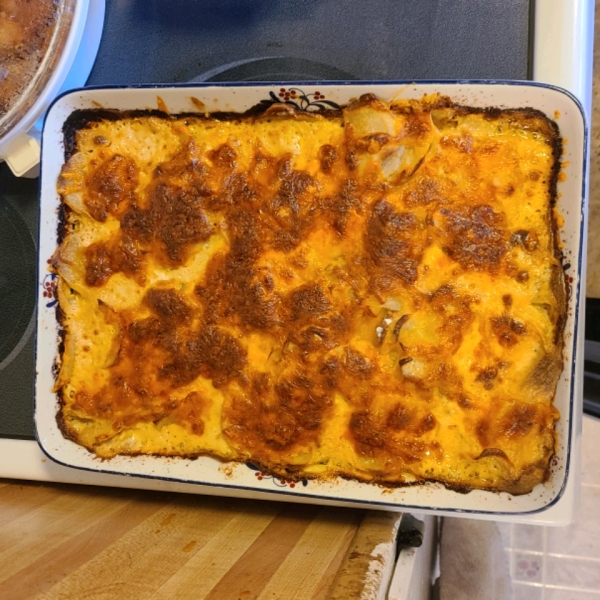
{"left": 52, "top": 93, "right": 565, "bottom": 495}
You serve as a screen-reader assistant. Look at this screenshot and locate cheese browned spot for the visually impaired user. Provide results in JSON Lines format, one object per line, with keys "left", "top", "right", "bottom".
{"left": 53, "top": 94, "right": 565, "bottom": 495}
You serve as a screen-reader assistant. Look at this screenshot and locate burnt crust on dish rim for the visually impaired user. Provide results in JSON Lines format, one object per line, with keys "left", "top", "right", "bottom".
{"left": 51, "top": 96, "right": 567, "bottom": 496}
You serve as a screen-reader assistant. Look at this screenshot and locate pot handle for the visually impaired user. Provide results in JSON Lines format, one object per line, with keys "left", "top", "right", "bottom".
{"left": 2, "top": 134, "right": 41, "bottom": 178}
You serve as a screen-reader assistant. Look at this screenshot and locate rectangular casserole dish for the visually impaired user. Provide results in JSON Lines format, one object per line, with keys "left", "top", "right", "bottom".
{"left": 35, "top": 82, "right": 586, "bottom": 517}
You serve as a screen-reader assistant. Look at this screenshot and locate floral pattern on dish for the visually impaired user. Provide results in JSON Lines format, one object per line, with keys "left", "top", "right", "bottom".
{"left": 247, "top": 463, "right": 309, "bottom": 488}
{"left": 42, "top": 272, "right": 58, "bottom": 308}
{"left": 261, "top": 87, "right": 341, "bottom": 112}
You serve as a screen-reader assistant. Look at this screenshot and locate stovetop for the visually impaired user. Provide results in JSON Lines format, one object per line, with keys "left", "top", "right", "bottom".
{"left": 0, "top": 165, "right": 38, "bottom": 439}
{"left": 0, "top": 0, "right": 535, "bottom": 440}
{"left": 88, "top": 0, "right": 532, "bottom": 84}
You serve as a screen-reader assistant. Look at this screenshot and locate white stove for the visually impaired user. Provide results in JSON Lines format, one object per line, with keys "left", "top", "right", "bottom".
{"left": 0, "top": 0, "right": 594, "bottom": 526}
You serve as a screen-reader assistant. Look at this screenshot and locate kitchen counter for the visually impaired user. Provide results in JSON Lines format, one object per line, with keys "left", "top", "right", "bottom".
{"left": 0, "top": 479, "right": 402, "bottom": 600}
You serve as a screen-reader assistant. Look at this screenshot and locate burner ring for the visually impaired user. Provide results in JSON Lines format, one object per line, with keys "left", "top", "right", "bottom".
{"left": 0, "top": 201, "right": 36, "bottom": 370}
{"left": 192, "top": 56, "right": 357, "bottom": 83}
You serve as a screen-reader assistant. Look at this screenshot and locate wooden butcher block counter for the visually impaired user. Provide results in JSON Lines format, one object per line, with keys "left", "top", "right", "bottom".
{"left": 0, "top": 479, "right": 401, "bottom": 600}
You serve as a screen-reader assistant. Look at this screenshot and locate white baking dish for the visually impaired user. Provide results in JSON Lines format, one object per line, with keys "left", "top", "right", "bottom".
{"left": 35, "top": 82, "right": 586, "bottom": 517}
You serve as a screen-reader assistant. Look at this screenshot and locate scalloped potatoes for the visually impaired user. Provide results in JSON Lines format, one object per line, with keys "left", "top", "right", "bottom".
{"left": 52, "top": 94, "right": 565, "bottom": 495}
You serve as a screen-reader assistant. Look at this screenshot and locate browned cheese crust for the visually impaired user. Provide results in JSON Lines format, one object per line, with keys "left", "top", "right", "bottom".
{"left": 52, "top": 94, "right": 565, "bottom": 495}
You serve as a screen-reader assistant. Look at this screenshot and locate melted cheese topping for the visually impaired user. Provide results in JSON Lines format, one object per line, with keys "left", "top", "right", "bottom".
{"left": 53, "top": 94, "right": 565, "bottom": 495}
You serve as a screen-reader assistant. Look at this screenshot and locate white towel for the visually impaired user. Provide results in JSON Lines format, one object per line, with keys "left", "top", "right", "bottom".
{"left": 439, "top": 518, "right": 513, "bottom": 600}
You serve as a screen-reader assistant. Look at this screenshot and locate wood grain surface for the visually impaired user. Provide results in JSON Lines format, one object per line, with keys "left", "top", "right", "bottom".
{"left": 0, "top": 478, "right": 397, "bottom": 600}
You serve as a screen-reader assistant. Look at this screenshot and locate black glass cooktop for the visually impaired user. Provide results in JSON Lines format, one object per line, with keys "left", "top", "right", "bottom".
{"left": 88, "top": 0, "right": 532, "bottom": 84}
{"left": 0, "top": 164, "right": 38, "bottom": 438}
{"left": 0, "top": 0, "right": 533, "bottom": 440}
{"left": 584, "top": 300, "right": 600, "bottom": 419}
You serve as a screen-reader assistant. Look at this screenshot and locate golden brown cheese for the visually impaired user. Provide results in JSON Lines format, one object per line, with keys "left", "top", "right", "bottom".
{"left": 52, "top": 94, "right": 565, "bottom": 495}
